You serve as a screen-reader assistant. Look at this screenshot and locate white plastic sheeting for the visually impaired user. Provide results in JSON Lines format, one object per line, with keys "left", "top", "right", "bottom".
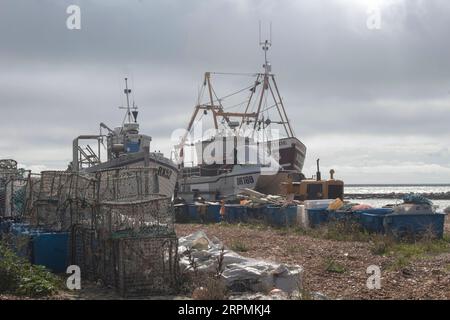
{"left": 178, "top": 231, "right": 303, "bottom": 294}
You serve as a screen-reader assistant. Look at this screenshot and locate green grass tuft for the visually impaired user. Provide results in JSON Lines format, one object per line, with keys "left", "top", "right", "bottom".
{"left": 324, "top": 258, "right": 346, "bottom": 274}
{"left": 0, "top": 243, "right": 62, "bottom": 297}
{"left": 230, "top": 240, "right": 249, "bottom": 252}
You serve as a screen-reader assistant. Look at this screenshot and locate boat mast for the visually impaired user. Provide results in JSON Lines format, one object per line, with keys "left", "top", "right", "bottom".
{"left": 120, "top": 77, "right": 138, "bottom": 124}
{"left": 125, "top": 78, "right": 132, "bottom": 123}
{"left": 253, "top": 24, "right": 295, "bottom": 138}
{"left": 205, "top": 72, "right": 219, "bottom": 129}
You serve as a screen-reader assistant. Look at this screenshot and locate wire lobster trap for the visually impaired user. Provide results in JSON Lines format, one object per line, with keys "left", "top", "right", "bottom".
{"left": 96, "top": 196, "right": 174, "bottom": 237}
{"left": 69, "top": 226, "right": 115, "bottom": 284}
{"left": 0, "top": 178, "right": 28, "bottom": 219}
{"left": 70, "top": 225, "right": 178, "bottom": 296}
{"left": 23, "top": 167, "right": 162, "bottom": 231}
{"left": 37, "top": 171, "right": 97, "bottom": 202}
{"left": 112, "top": 234, "right": 178, "bottom": 296}
{"left": 96, "top": 167, "right": 160, "bottom": 202}
{"left": 18, "top": 166, "right": 178, "bottom": 296}
{"left": 24, "top": 171, "right": 97, "bottom": 231}
{"left": 0, "top": 160, "right": 30, "bottom": 219}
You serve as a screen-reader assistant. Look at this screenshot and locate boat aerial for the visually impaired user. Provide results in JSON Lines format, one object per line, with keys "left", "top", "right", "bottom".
{"left": 174, "top": 38, "right": 307, "bottom": 201}
{"left": 71, "top": 78, "right": 178, "bottom": 197}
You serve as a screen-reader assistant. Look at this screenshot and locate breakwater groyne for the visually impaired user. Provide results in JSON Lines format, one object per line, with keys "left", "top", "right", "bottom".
{"left": 345, "top": 192, "right": 450, "bottom": 200}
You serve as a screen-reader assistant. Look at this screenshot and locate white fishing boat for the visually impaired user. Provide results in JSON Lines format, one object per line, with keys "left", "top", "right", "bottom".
{"left": 71, "top": 78, "right": 178, "bottom": 197}
{"left": 174, "top": 38, "right": 306, "bottom": 201}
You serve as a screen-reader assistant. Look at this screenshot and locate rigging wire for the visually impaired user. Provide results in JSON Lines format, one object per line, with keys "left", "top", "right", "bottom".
{"left": 211, "top": 86, "right": 225, "bottom": 110}
{"left": 211, "top": 84, "right": 255, "bottom": 104}
{"left": 260, "top": 103, "right": 277, "bottom": 113}
{"left": 197, "top": 82, "right": 206, "bottom": 106}
{"left": 223, "top": 98, "right": 251, "bottom": 110}
{"left": 210, "top": 72, "right": 258, "bottom": 77}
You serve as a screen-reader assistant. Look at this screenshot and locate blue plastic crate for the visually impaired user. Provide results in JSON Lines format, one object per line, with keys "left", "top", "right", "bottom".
{"left": 307, "top": 208, "right": 329, "bottom": 228}
{"left": 384, "top": 213, "right": 446, "bottom": 239}
{"left": 184, "top": 204, "right": 223, "bottom": 223}
{"left": 265, "top": 205, "right": 298, "bottom": 227}
{"left": 246, "top": 207, "right": 263, "bottom": 220}
{"left": 353, "top": 208, "right": 394, "bottom": 232}
{"left": 328, "top": 210, "right": 356, "bottom": 223}
{"left": 10, "top": 223, "right": 31, "bottom": 235}
{"left": 174, "top": 204, "right": 189, "bottom": 223}
{"left": 206, "top": 204, "right": 222, "bottom": 223}
{"left": 32, "top": 232, "right": 69, "bottom": 273}
{"left": 359, "top": 213, "right": 385, "bottom": 233}
{"left": 224, "top": 205, "right": 248, "bottom": 223}
{"left": 354, "top": 208, "right": 394, "bottom": 216}
{"left": 0, "top": 220, "right": 12, "bottom": 235}
{"left": 278, "top": 205, "right": 298, "bottom": 227}
{"left": 187, "top": 204, "right": 204, "bottom": 222}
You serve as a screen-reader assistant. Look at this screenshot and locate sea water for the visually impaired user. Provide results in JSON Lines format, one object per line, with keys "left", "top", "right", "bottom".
{"left": 345, "top": 184, "right": 450, "bottom": 211}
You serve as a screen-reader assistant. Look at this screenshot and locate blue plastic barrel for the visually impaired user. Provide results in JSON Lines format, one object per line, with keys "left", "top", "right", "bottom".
{"left": 307, "top": 208, "right": 329, "bottom": 228}
{"left": 384, "top": 213, "right": 446, "bottom": 239}
{"left": 32, "top": 232, "right": 69, "bottom": 273}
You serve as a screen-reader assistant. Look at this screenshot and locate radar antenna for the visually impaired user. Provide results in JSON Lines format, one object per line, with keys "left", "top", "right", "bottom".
{"left": 259, "top": 21, "right": 272, "bottom": 74}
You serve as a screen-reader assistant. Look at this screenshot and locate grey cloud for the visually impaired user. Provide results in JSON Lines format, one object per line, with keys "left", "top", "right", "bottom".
{"left": 0, "top": 0, "right": 450, "bottom": 182}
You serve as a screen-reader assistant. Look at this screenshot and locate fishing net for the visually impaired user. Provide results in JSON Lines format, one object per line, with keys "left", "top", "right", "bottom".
{"left": 402, "top": 193, "right": 433, "bottom": 206}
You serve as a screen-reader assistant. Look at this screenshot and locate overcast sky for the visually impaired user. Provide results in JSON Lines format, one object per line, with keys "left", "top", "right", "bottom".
{"left": 1, "top": 0, "right": 450, "bottom": 183}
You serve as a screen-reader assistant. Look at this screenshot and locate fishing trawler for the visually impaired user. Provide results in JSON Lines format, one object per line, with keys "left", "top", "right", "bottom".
{"left": 71, "top": 78, "right": 178, "bottom": 197}
{"left": 174, "top": 38, "right": 307, "bottom": 201}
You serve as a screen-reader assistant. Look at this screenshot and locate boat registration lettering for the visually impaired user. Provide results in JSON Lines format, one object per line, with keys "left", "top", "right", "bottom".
{"left": 157, "top": 167, "right": 172, "bottom": 179}
{"left": 236, "top": 175, "right": 255, "bottom": 186}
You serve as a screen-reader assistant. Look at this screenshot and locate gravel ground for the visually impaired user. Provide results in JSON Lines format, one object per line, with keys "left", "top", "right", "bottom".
{"left": 2, "top": 218, "right": 448, "bottom": 300}
{"left": 176, "top": 217, "right": 450, "bottom": 300}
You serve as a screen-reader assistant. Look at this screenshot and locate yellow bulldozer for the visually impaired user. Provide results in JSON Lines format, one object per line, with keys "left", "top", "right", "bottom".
{"left": 281, "top": 159, "right": 344, "bottom": 201}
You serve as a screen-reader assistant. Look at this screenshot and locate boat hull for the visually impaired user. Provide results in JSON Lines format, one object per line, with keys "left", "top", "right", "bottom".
{"left": 177, "top": 165, "right": 299, "bottom": 201}
{"left": 84, "top": 151, "right": 178, "bottom": 198}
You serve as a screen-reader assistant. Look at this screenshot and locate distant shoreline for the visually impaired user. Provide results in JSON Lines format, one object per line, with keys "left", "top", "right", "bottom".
{"left": 346, "top": 184, "right": 450, "bottom": 187}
